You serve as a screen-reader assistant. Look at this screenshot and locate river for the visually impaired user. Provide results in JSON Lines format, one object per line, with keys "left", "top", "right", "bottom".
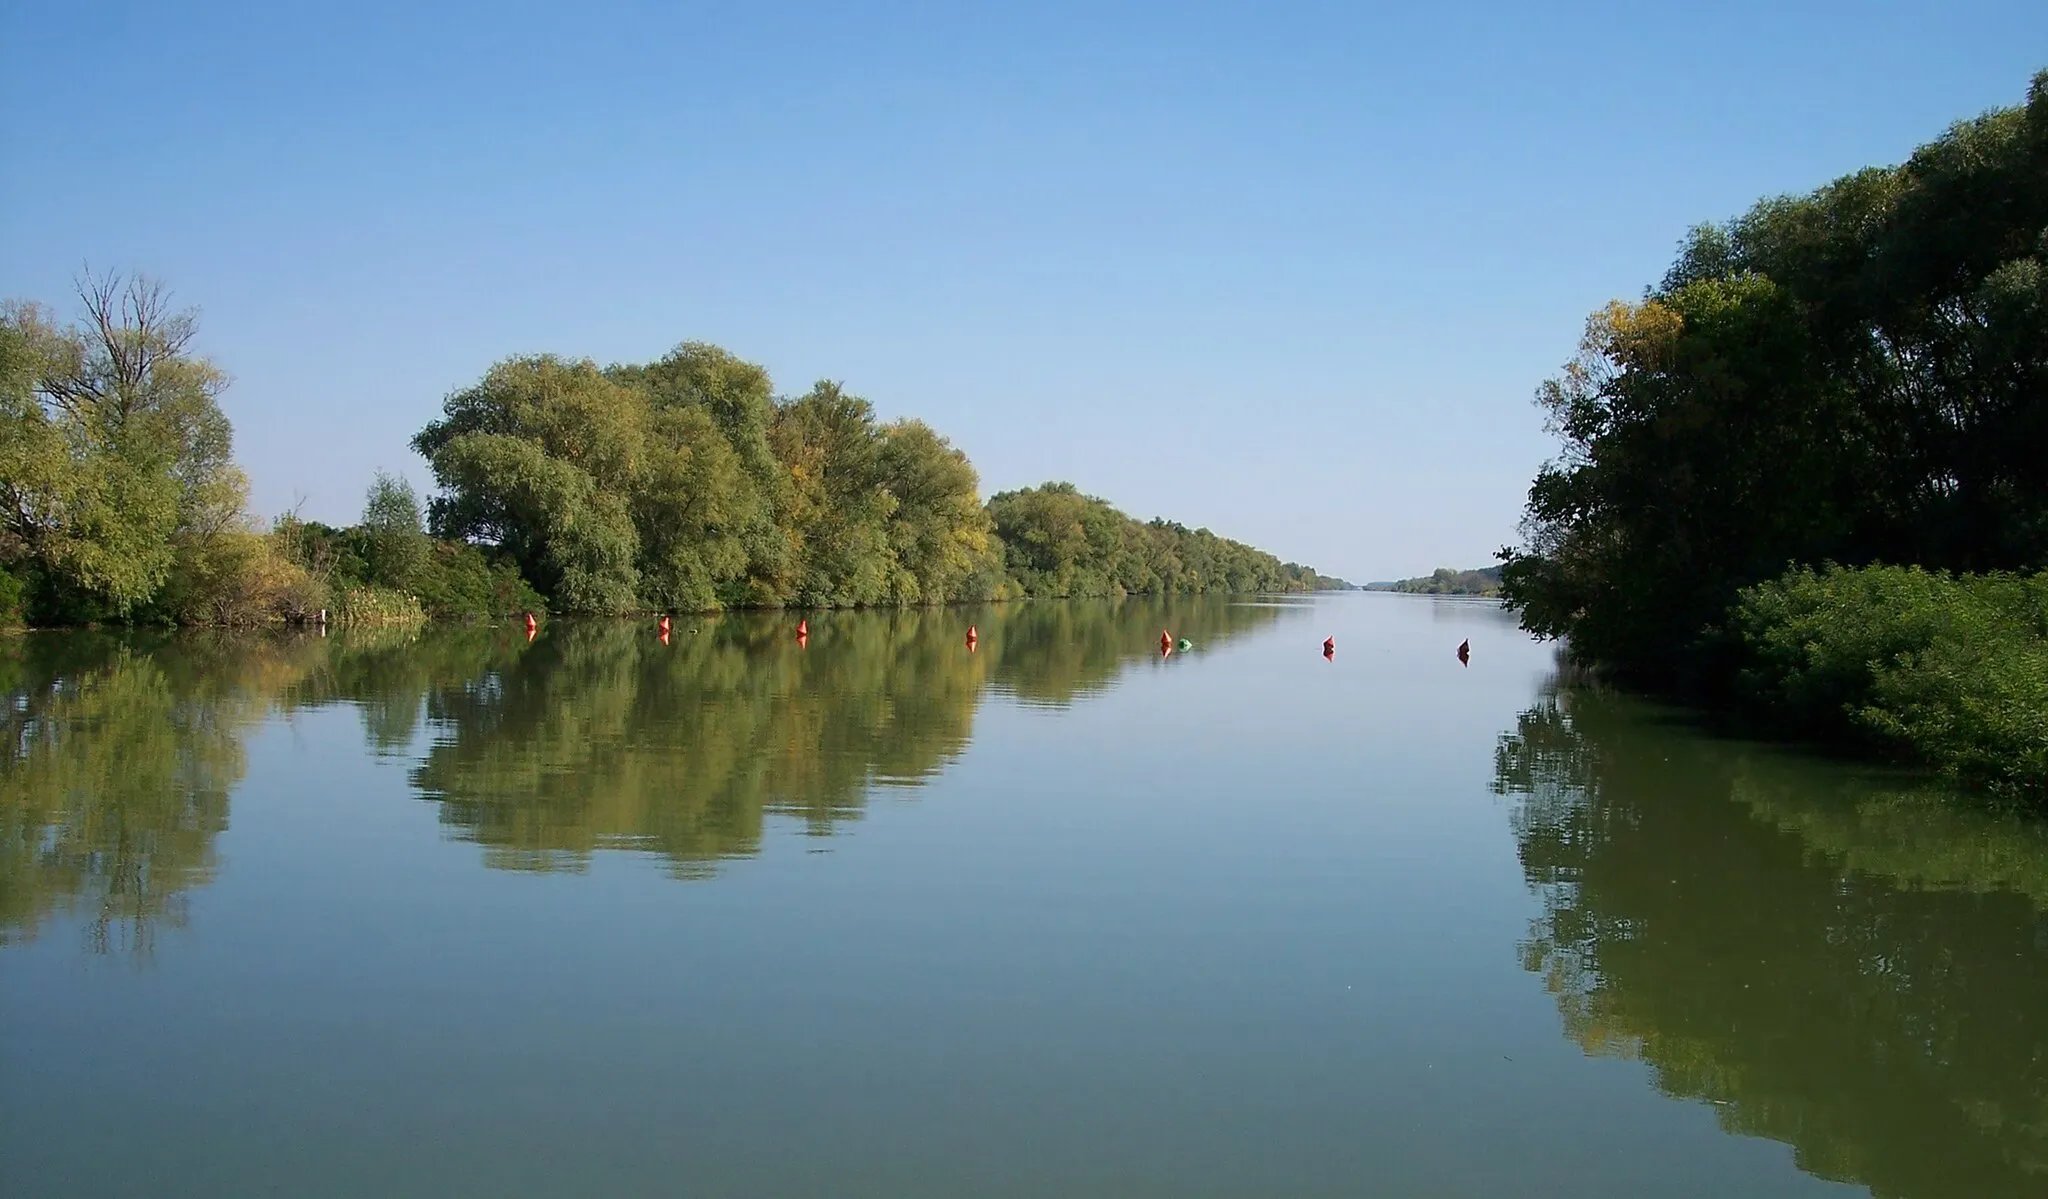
{"left": 3, "top": 594, "right": 2043, "bottom": 1197}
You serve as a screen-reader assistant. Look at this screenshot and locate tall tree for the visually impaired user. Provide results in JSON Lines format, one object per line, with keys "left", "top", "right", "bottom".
{"left": 413, "top": 356, "right": 644, "bottom": 613}
{"left": 1502, "top": 69, "right": 2048, "bottom": 683}
{"left": 874, "top": 418, "right": 1002, "bottom": 603}
{"left": 611, "top": 343, "right": 793, "bottom": 602}
{"left": 0, "top": 272, "right": 242, "bottom": 617}
{"left": 360, "top": 470, "right": 430, "bottom": 589}
{"left": 770, "top": 381, "right": 898, "bottom": 606}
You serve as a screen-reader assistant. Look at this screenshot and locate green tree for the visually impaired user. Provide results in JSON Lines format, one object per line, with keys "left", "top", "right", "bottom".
{"left": 413, "top": 356, "right": 644, "bottom": 613}
{"left": 875, "top": 418, "right": 1004, "bottom": 603}
{"left": 413, "top": 344, "right": 1330, "bottom": 614}
{"left": 771, "top": 381, "right": 900, "bottom": 606}
{"left": 360, "top": 470, "right": 431, "bottom": 589}
{"left": 0, "top": 275, "right": 218, "bottom": 617}
{"left": 611, "top": 343, "right": 794, "bottom": 603}
{"left": 987, "top": 483, "right": 1310, "bottom": 599}
{"left": 1502, "top": 69, "right": 2048, "bottom": 688}
{"left": 631, "top": 403, "right": 753, "bottom": 612}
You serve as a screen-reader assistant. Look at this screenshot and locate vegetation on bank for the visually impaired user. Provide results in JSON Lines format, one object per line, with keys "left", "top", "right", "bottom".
{"left": 411, "top": 349, "right": 1338, "bottom": 614}
{"left": 1731, "top": 566, "right": 2048, "bottom": 797}
{"left": 0, "top": 276, "right": 325, "bottom": 628}
{"left": 1, "top": 281, "right": 1335, "bottom": 628}
{"left": 985, "top": 482, "right": 1337, "bottom": 599}
{"left": 1365, "top": 566, "right": 1501, "bottom": 595}
{"left": 1499, "top": 69, "right": 2048, "bottom": 797}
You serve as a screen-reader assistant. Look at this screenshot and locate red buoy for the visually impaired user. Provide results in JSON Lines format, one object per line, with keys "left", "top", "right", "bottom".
{"left": 1457, "top": 638, "right": 1470, "bottom": 666}
{"left": 797, "top": 618, "right": 809, "bottom": 638}
{"left": 1160, "top": 629, "right": 1173, "bottom": 655}
{"left": 966, "top": 624, "right": 979, "bottom": 649}
{"left": 524, "top": 612, "right": 538, "bottom": 634}
{"left": 659, "top": 614, "right": 671, "bottom": 635}
{"left": 1323, "top": 635, "right": 1335, "bottom": 657}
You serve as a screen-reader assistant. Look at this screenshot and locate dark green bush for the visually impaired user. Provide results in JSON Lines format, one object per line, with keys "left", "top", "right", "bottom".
{"left": 1733, "top": 565, "right": 2048, "bottom": 798}
{"left": 410, "top": 541, "right": 545, "bottom": 620}
{"left": 0, "top": 565, "right": 22, "bottom": 626}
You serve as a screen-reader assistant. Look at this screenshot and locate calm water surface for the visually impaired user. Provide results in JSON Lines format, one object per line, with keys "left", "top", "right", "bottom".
{"left": 3, "top": 595, "right": 2045, "bottom": 1197}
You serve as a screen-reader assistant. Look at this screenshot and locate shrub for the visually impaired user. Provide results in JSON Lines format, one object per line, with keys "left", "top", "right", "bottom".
{"left": 1732, "top": 565, "right": 2048, "bottom": 798}
{"left": 331, "top": 585, "right": 426, "bottom": 626}
{"left": 0, "top": 565, "right": 21, "bottom": 626}
{"left": 148, "top": 527, "right": 328, "bottom": 627}
{"left": 409, "top": 541, "right": 545, "bottom": 620}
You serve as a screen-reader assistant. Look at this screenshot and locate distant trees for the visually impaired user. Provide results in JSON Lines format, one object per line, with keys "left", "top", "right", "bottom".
{"left": 411, "top": 356, "right": 644, "bottom": 614}
{"left": 3, "top": 282, "right": 1336, "bottom": 626}
{"left": 359, "top": 471, "right": 430, "bottom": 588}
{"left": 413, "top": 351, "right": 1332, "bottom": 615}
{"left": 768, "top": 380, "right": 1002, "bottom": 606}
{"left": 984, "top": 482, "right": 1330, "bottom": 598}
{"left": 1368, "top": 566, "right": 1501, "bottom": 595}
{"left": 406, "top": 352, "right": 1010, "bottom": 614}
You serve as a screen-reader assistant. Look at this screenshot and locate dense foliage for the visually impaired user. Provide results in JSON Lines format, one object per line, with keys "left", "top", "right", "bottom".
{"left": 1732, "top": 565, "right": 2048, "bottom": 798}
{"left": 0, "top": 274, "right": 322, "bottom": 627}
{"left": 1502, "top": 70, "right": 2048, "bottom": 680}
{"left": 1499, "top": 70, "right": 2048, "bottom": 794}
{"left": 2, "top": 283, "right": 1331, "bottom": 626}
{"left": 276, "top": 473, "right": 543, "bottom": 623}
{"left": 413, "top": 348, "right": 1337, "bottom": 614}
{"left": 985, "top": 482, "right": 1332, "bottom": 599}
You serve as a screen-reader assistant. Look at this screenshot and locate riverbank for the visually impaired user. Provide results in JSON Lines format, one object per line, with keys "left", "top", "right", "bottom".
{"left": 3, "top": 285, "right": 1341, "bottom": 635}
{"left": 1497, "top": 69, "right": 2048, "bottom": 805}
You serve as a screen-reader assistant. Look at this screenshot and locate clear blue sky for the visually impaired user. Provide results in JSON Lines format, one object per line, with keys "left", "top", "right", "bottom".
{"left": 3, "top": 2, "right": 2041, "bottom": 581}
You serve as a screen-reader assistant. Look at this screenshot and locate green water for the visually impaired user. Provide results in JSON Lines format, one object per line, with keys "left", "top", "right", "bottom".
{"left": 3, "top": 595, "right": 2044, "bottom": 1197}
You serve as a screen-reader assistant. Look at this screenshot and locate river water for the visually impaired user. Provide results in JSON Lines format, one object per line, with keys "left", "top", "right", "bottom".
{"left": 3, "top": 594, "right": 2044, "bottom": 1197}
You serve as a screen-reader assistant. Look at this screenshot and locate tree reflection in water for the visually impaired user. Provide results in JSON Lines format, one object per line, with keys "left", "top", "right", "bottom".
{"left": 404, "top": 595, "right": 1281, "bottom": 874}
{"left": 1, "top": 596, "right": 1281, "bottom": 949}
{"left": 0, "top": 632, "right": 308, "bottom": 956}
{"left": 1494, "top": 681, "right": 2048, "bottom": 1199}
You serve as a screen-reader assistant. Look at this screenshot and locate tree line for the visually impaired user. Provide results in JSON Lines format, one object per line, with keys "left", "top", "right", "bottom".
{"left": 409, "top": 347, "right": 1338, "bottom": 613}
{"left": 1, "top": 281, "right": 1338, "bottom": 626}
{"left": 1500, "top": 69, "right": 2048, "bottom": 797}
{"left": 1364, "top": 566, "right": 1501, "bottom": 595}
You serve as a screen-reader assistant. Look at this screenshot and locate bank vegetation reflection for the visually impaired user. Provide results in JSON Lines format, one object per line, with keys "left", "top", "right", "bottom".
{"left": 1494, "top": 682, "right": 2048, "bottom": 1199}
{"left": 1, "top": 596, "right": 1279, "bottom": 951}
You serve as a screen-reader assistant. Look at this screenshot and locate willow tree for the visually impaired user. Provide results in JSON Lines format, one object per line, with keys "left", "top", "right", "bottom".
{"left": 874, "top": 418, "right": 1003, "bottom": 603}
{"left": 770, "top": 380, "right": 901, "bottom": 606}
{"left": 0, "top": 273, "right": 245, "bottom": 620}
{"left": 416, "top": 343, "right": 1320, "bottom": 612}
{"left": 413, "top": 355, "right": 644, "bottom": 613}
{"left": 610, "top": 342, "right": 794, "bottom": 605}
